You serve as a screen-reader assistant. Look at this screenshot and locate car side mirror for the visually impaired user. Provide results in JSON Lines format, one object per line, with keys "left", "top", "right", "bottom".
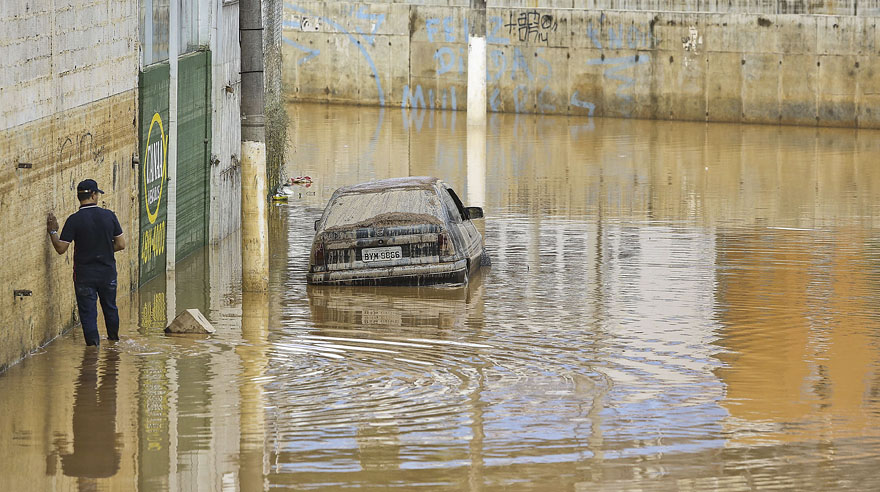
{"left": 464, "top": 207, "right": 483, "bottom": 220}
{"left": 314, "top": 219, "right": 320, "bottom": 231}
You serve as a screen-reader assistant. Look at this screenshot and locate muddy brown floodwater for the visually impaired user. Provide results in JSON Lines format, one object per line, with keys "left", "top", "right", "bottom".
{"left": 3, "top": 103, "right": 880, "bottom": 491}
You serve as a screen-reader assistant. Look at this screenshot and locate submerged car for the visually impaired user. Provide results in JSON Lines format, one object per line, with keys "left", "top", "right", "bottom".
{"left": 307, "top": 177, "right": 487, "bottom": 286}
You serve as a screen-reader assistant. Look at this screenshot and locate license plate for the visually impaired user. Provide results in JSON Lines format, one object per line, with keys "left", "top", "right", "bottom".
{"left": 361, "top": 246, "right": 402, "bottom": 263}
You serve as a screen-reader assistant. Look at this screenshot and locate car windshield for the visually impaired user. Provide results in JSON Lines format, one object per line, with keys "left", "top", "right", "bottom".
{"left": 322, "top": 189, "right": 444, "bottom": 229}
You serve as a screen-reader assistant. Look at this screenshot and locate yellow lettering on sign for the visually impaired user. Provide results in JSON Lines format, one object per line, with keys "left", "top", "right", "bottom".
{"left": 140, "top": 292, "right": 166, "bottom": 330}
{"left": 143, "top": 113, "right": 168, "bottom": 224}
{"left": 141, "top": 220, "right": 166, "bottom": 265}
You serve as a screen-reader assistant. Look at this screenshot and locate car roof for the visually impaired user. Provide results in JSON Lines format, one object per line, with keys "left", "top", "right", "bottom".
{"left": 335, "top": 176, "right": 441, "bottom": 195}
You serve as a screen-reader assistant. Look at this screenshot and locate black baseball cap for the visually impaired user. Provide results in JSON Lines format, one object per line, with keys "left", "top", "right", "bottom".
{"left": 77, "top": 179, "right": 104, "bottom": 194}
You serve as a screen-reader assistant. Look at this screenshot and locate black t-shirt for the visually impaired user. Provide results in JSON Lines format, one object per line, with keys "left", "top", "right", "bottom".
{"left": 60, "top": 205, "right": 123, "bottom": 284}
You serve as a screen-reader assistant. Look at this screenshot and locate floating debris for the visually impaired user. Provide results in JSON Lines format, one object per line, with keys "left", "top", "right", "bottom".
{"left": 289, "top": 176, "right": 313, "bottom": 186}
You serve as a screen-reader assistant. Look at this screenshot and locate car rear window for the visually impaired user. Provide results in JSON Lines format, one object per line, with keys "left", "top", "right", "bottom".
{"left": 322, "top": 189, "right": 444, "bottom": 229}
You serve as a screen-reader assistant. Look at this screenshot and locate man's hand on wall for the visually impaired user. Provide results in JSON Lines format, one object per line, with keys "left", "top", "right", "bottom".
{"left": 47, "top": 212, "right": 69, "bottom": 254}
{"left": 46, "top": 213, "right": 59, "bottom": 234}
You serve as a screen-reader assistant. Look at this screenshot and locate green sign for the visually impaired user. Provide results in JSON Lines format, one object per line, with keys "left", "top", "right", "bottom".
{"left": 139, "top": 63, "right": 170, "bottom": 284}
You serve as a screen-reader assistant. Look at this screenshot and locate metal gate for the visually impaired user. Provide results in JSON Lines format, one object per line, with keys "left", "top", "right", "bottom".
{"left": 175, "top": 50, "right": 212, "bottom": 261}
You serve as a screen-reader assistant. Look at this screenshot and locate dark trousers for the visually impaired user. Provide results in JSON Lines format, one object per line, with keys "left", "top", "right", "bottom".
{"left": 74, "top": 278, "right": 119, "bottom": 346}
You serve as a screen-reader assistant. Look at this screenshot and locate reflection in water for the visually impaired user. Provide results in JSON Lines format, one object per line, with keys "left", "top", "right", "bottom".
{"left": 62, "top": 347, "right": 121, "bottom": 484}
{"left": 307, "top": 275, "right": 483, "bottom": 334}
{"left": 467, "top": 123, "right": 486, "bottom": 209}
{"left": 2, "top": 104, "right": 880, "bottom": 490}
{"left": 268, "top": 274, "right": 489, "bottom": 488}
{"left": 239, "top": 291, "right": 269, "bottom": 491}
{"left": 715, "top": 228, "right": 880, "bottom": 447}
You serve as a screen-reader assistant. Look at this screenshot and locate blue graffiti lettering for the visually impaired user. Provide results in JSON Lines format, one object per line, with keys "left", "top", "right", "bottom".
{"left": 401, "top": 106, "right": 426, "bottom": 132}
{"left": 513, "top": 85, "right": 529, "bottom": 113}
{"left": 586, "top": 54, "right": 650, "bottom": 103}
{"left": 435, "top": 47, "right": 458, "bottom": 75}
{"left": 570, "top": 92, "right": 596, "bottom": 116}
{"left": 608, "top": 26, "right": 623, "bottom": 49}
{"left": 536, "top": 48, "right": 552, "bottom": 81}
{"left": 487, "top": 15, "right": 509, "bottom": 44}
{"left": 284, "top": 3, "right": 385, "bottom": 106}
{"left": 354, "top": 6, "right": 386, "bottom": 46}
{"left": 490, "top": 88, "right": 501, "bottom": 112}
{"left": 585, "top": 16, "right": 659, "bottom": 51}
{"left": 510, "top": 47, "right": 534, "bottom": 81}
{"left": 443, "top": 17, "right": 456, "bottom": 42}
{"left": 423, "top": 15, "right": 510, "bottom": 43}
{"left": 282, "top": 38, "right": 320, "bottom": 66}
{"left": 426, "top": 18, "right": 441, "bottom": 42}
{"left": 426, "top": 16, "right": 461, "bottom": 43}
{"left": 585, "top": 20, "right": 602, "bottom": 49}
{"left": 402, "top": 85, "right": 426, "bottom": 109}
{"left": 627, "top": 25, "right": 646, "bottom": 49}
{"left": 488, "top": 49, "right": 506, "bottom": 82}
{"left": 538, "top": 86, "right": 555, "bottom": 113}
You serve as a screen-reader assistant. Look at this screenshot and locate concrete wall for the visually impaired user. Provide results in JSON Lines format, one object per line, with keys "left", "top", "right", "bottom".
{"left": 0, "top": 0, "right": 140, "bottom": 370}
{"left": 281, "top": 1, "right": 880, "bottom": 128}
{"left": 210, "top": 1, "right": 243, "bottom": 243}
{"left": 331, "top": 0, "right": 880, "bottom": 16}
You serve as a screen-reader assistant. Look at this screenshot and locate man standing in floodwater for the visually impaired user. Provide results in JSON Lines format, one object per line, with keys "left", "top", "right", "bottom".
{"left": 47, "top": 179, "right": 126, "bottom": 346}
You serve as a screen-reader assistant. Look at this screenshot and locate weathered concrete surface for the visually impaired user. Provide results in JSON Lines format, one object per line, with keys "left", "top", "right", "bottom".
{"left": 346, "top": 1, "right": 880, "bottom": 16}
{"left": 241, "top": 141, "right": 269, "bottom": 292}
{"left": 0, "top": 93, "right": 139, "bottom": 372}
{"left": 0, "top": 1, "right": 139, "bottom": 371}
{"left": 282, "top": 1, "right": 880, "bottom": 128}
{"left": 210, "top": 1, "right": 244, "bottom": 243}
{"left": 0, "top": 0, "right": 139, "bottom": 129}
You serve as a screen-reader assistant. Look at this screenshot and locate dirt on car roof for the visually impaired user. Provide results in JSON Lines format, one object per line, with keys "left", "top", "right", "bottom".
{"left": 320, "top": 183, "right": 446, "bottom": 230}
{"left": 324, "top": 212, "right": 443, "bottom": 232}
{"left": 336, "top": 176, "right": 439, "bottom": 195}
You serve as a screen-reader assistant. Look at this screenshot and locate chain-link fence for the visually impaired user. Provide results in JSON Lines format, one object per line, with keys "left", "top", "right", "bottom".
{"left": 264, "top": 0, "right": 287, "bottom": 195}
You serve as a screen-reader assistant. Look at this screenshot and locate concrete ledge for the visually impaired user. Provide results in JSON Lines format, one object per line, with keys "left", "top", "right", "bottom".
{"left": 282, "top": 1, "right": 880, "bottom": 128}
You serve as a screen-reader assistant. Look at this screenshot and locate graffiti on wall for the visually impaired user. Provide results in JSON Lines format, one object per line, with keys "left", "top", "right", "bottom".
{"left": 681, "top": 25, "right": 702, "bottom": 68}
{"left": 57, "top": 132, "right": 107, "bottom": 181}
{"left": 49, "top": 130, "right": 110, "bottom": 218}
{"left": 284, "top": 3, "right": 386, "bottom": 105}
{"left": 426, "top": 14, "right": 510, "bottom": 44}
{"left": 287, "top": 14, "right": 321, "bottom": 32}
{"left": 405, "top": 13, "right": 560, "bottom": 114}
{"left": 578, "top": 16, "right": 659, "bottom": 117}
{"left": 352, "top": 5, "right": 385, "bottom": 46}
{"left": 505, "top": 11, "right": 558, "bottom": 44}
{"left": 585, "top": 14, "right": 659, "bottom": 50}
{"left": 682, "top": 26, "right": 701, "bottom": 52}
{"left": 282, "top": 5, "right": 659, "bottom": 118}
{"left": 58, "top": 132, "right": 106, "bottom": 168}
